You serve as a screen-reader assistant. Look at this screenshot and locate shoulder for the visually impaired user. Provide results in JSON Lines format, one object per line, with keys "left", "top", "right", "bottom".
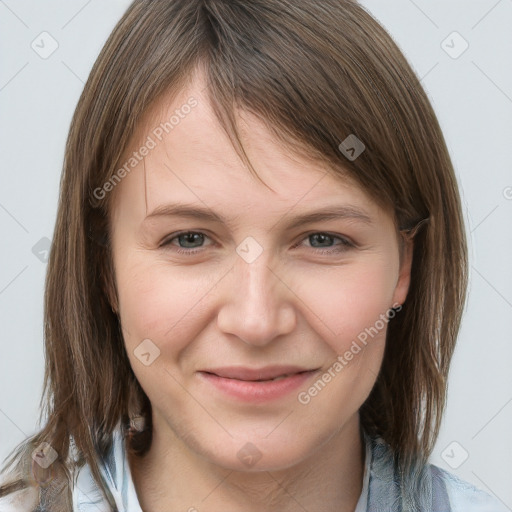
{"left": 430, "top": 464, "right": 510, "bottom": 512}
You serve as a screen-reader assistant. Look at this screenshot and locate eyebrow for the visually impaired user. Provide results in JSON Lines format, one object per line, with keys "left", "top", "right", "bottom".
{"left": 144, "top": 203, "right": 373, "bottom": 229}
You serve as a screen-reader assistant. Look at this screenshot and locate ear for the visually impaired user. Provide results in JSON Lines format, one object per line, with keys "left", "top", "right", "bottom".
{"left": 392, "top": 234, "right": 414, "bottom": 307}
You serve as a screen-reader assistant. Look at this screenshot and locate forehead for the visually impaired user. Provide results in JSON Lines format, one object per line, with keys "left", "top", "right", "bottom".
{"left": 110, "top": 71, "right": 387, "bottom": 225}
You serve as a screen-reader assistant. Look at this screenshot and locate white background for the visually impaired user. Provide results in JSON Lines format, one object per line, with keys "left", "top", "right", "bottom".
{"left": 0, "top": 0, "right": 511, "bottom": 508}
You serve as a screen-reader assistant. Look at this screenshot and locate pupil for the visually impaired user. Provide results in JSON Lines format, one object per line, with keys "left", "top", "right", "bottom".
{"left": 180, "top": 233, "right": 203, "bottom": 248}
{"left": 312, "top": 233, "right": 331, "bottom": 247}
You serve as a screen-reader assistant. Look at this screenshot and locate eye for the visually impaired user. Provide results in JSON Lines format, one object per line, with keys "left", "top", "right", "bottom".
{"left": 160, "top": 230, "right": 355, "bottom": 257}
{"left": 295, "top": 232, "right": 355, "bottom": 254}
{"left": 160, "top": 231, "right": 212, "bottom": 255}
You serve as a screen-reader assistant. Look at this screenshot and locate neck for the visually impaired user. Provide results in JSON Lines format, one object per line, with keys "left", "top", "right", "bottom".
{"left": 129, "top": 413, "right": 365, "bottom": 512}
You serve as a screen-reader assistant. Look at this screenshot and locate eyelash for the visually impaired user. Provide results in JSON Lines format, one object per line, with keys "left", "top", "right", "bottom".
{"left": 160, "top": 231, "right": 355, "bottom": 256}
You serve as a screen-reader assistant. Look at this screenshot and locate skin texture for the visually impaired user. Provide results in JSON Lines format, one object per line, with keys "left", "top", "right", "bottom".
{"left": 109, "top": 69, "right": 413, "bottom": 512}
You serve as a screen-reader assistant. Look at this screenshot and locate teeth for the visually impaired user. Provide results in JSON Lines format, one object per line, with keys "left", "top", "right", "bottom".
{"left": 270, "top": 374, "right": 289, "bottom": 381}
{"left": 251, "top": 375, "right": 289, "bottom": 382}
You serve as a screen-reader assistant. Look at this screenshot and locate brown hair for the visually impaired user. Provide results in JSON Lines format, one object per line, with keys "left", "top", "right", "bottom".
{"left": 0, "top": 0, "right": 467, "bottom": 509}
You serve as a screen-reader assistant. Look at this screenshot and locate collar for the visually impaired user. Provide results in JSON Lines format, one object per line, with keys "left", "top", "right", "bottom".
{"left": 73, "top": 424, "right": 143, "bottom": 512}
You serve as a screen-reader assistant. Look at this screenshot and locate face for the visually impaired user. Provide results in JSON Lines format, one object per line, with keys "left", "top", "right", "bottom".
{"left": 108, "top": 71, "right": 413, "bottom": 472}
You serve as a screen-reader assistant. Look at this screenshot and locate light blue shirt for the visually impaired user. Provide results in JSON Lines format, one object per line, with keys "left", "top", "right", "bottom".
{"left": 67, "top": 424, "right": 508, "bottom": 511}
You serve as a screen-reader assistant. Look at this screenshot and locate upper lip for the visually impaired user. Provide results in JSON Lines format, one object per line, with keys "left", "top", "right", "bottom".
{"left": 200, "top": 365, "right": 318, "bottom": 381}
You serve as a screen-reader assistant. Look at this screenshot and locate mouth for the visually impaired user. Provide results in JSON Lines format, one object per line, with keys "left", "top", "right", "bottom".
{"left": 200, "top": 365, "right": 320, "bottom": 381}
{"left": 197, "top": 366, "right": 321, "bottom": 402}
{"left": 203, "top": 372, "right": 310, "bottom": 382}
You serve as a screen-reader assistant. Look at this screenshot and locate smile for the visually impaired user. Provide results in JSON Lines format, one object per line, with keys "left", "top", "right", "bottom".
{"left": 197, "top": 366, "right": 321, "bottom": 402}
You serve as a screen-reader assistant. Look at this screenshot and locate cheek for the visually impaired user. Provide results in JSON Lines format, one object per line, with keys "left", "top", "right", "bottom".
{"left": 116, "top": 255, "right": 221, "bottom": 353}
{"left": 288, "top": 258, "right": 398, "bottom": 353}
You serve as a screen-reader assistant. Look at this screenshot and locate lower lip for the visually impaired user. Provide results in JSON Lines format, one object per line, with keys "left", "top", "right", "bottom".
{"left": 198, "top": 370, "right": 319, "bottom": 402}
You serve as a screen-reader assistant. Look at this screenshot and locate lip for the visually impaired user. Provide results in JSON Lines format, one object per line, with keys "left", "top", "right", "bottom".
{"left": 197, "top": 365, "right": 320, "bottom": 402}
{"left": 202, "top": 365, "right": 316, "bottom": 381}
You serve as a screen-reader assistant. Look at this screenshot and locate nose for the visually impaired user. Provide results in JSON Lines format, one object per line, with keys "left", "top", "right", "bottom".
{"left": 216, "top": 247, "right": 297, "bottom": 346}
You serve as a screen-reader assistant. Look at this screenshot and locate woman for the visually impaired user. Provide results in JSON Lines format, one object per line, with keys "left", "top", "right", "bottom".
{"left": 0, "top": 0, "right": 506, "bottom": 510}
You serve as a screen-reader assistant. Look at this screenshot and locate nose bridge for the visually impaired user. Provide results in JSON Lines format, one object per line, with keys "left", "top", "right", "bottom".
{"left": 216, "top": 242, "right": 296, "bottom": 345}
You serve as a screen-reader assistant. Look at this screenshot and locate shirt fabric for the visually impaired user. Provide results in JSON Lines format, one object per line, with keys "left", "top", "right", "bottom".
{"left": 69, "top": 423, "right": 509, "bottom": 512}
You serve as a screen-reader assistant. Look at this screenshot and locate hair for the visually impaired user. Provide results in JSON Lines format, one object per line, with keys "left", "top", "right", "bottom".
{"left": 0, "top": 0, "right": 467, "bottom": 510}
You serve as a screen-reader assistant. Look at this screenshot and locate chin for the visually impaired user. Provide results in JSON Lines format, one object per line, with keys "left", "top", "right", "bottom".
{"left": 192, "top": 432, "right": 316, "bottom": 473}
